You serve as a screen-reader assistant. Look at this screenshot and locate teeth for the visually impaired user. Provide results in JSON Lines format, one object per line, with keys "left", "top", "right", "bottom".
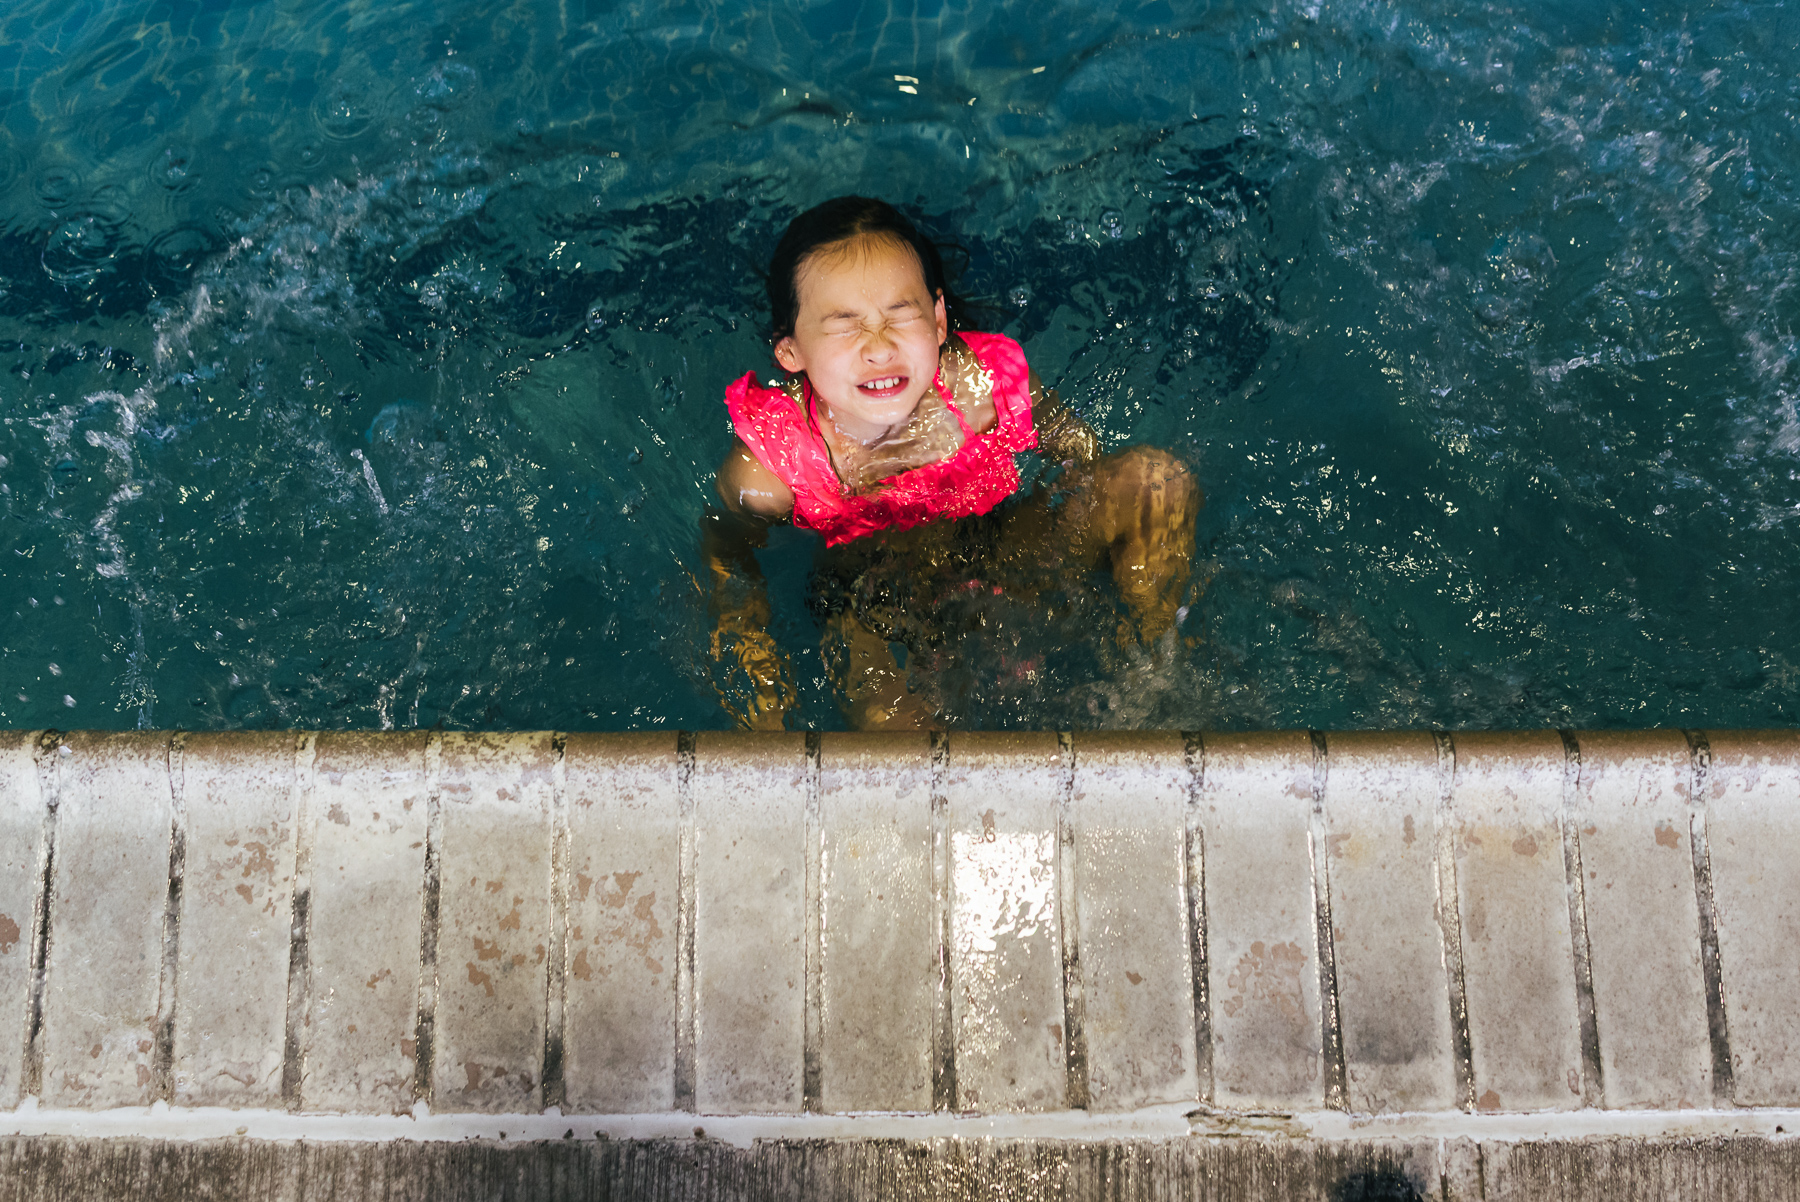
{"left": 861, "top": 376, "right": 902, "bottom": 390}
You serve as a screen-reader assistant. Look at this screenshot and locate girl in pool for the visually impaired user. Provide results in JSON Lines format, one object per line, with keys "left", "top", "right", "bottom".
{"left": 705, "top": 196, "right": 1200, "bottom": 730}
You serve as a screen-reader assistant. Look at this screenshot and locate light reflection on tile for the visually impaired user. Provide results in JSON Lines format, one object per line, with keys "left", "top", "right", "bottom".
{"left": 953, "top": 827, "right": 1060, "bottom": 1109}
{"left": 945, "top": 733, "right": 1065, "bottom": 1112}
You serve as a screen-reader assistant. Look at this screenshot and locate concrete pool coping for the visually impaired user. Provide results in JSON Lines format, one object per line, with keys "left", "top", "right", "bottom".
{"left": 2, "top": 727, "right": 1799, "bottom": 1198}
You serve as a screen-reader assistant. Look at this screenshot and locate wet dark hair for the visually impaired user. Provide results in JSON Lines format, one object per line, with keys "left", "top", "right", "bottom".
{"left": 765, "top": 196, "right": 970, "bottom": 341}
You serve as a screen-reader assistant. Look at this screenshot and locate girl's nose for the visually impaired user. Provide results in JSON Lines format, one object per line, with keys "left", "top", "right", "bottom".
{"left": 860, "top": 326, "right": 897, "bottom": 359}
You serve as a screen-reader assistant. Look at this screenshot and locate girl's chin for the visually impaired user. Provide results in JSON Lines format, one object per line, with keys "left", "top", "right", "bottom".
{"left": 822, "top": 389, "right": 930, "bottom": 432}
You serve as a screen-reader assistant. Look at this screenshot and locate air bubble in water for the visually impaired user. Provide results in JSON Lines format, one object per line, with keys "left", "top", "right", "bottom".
{"left": 1064, "top": 218, "right": 1084, "bottom": 243}
{"left": 586, "top": 306, "right": 607, "bottom": 331}
{"left": 42, "top": 214, "right": 120, "bottom": 287}
{"left": 1740, "top": 169, "right": 1762, "bottom": 198}
{"left": 416, "top": 61, "right": 479, "bottom": 106}
{"left": 627, "top": 448, "right": 643, "bottom": 464}
{"left": 152, "top": 146, "right": 195, "bottom": 191}
{"left": 35, "top": 167, "right": 80, "bottom": 208}
{"left": 148, "top": 226, "right": 217, "bottom": 277}
{"left": 1099, "top": 208, "right": 1125, "bottom": 239}
{"left": 316, "top": 88, "right": 376, "bottom": 139}
{"left": 1008, "top": 284, "right": 1031, "bottom": 308}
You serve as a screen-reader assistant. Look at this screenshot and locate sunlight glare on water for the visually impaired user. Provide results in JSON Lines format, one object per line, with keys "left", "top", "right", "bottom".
{"left": 1, "top": 0, "right": 1798, "bottom": 731}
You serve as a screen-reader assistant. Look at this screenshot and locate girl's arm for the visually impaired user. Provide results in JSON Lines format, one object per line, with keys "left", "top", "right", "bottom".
{"left": 704, "top": 442, "right": 797, "bottom": 730}
{"left": 1028, "top": 372, "right": 1101, "bottom": 466}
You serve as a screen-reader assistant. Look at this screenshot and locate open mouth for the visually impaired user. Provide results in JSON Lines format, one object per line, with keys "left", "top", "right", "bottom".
{"left": 857, "top": 375, "right": 907, "bottom": 397}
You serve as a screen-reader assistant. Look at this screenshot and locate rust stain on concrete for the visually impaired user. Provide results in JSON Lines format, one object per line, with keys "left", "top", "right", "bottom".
{"left": 497, "top": 898, "right": 523, "bottom": 930}
{"left": 242, "top": 840, "right": 277, "bottom": 881}
{"left": 1512, "top": 833, "right": 1539, "bottom": 857}
{"left": 1222, "top": 940, "right": 1307, "bottom": 1024}
{"left": 1655, "top": 820, "right": 1682, "bottom": 849}
{"left": 601, "top": 872, "right": 640, "bottom": 907}
{"left": 1478, "top": 1088, "right": 1502, "bottom": 1111}
{"left": 0, "top": 912, "right": 19, "bottom": 954}
{"left": 473, "top": 937, "right": 503, "bottom": 962}
{"left": 467, "top": 963, "right": 495, "bottom": 998}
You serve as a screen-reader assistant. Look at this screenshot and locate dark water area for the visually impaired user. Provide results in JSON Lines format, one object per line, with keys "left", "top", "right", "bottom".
{"left": 1, "top": 0, "right": 1798, "bottom": 732}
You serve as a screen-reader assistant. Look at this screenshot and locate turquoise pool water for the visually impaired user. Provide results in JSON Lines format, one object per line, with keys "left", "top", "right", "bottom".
{"left": 1, "top": 0, "right": 1797, "bottom": 731}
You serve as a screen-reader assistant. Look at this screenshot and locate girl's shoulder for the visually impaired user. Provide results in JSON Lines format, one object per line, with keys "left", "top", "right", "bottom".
{"left": 954, "top": 330, "right": 1029, "bottom": 383}
{"left": 725, "top": 370, "right": 806, "bottom": 424}
{"left": 944, "top": 332, "right": 1033, "bottom": 429}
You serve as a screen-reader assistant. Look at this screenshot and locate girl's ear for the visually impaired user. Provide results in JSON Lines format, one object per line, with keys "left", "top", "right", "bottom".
{"left": 774, "top": 336, "right": 803, "bottom": 373}
{"left": 934, "top": 291, "right": 948, "bottom": 345}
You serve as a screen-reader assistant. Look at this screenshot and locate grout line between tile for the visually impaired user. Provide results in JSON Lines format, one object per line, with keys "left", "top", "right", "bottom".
{"left": 412, "top": 733, "right": 444, "bottom": 1106}
{"left": 672, "top": 732, "right": 697, "bottom": 1113}
{"left": 1308, "top": 731, "right": 1347, "bottom": 1111}
{"left": 1557, "top": 730, "right": 1605, "bottom": 1109}
{"left": 1182, "top": 731, "right": 1213, "bottom": 1106}
{"left": 152, "top": 731, "right": 187, "bottom": 1103}
{"left": 802, "top": 731, "right": 824, "bottom": 1112}
{"left": 1682, "top": 729, "right": 1734, "bottom": 1106}
{"left": 929, "top": 731, "right": 957, "bottom": 1113}
{"left": 1432, "top": 732, "right": 1475, "bottom": 1113}
{"left": 280, "top": 731, "right": 318, "bottom": 1111}
{"left": 540, "top": 732, "right": 570, "bottom": 1112}
{"left": 1056, "top": 732, "right": 1090, "bottom": 1111}
{"left": 20, "top": 730, "right": 62, "bottom": 1100}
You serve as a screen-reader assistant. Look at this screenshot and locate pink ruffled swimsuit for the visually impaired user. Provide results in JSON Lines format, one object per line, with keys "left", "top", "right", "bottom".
{"left": 724, "top": 331, "right": 1039, "bottom": 547}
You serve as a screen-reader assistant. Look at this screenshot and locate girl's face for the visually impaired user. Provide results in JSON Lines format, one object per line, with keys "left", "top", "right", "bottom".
{"left": 773, "top": 233, "right": 948, "bottom": 444}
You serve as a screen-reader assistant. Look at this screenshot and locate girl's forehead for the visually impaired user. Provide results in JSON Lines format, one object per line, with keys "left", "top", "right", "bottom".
{"left": 795, "top": 234, "right": 928, "bottom": 303}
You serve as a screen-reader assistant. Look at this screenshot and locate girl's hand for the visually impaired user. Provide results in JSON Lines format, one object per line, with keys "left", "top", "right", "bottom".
{"left": 712, "top": 626, "right": 796, "bottom": 731}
